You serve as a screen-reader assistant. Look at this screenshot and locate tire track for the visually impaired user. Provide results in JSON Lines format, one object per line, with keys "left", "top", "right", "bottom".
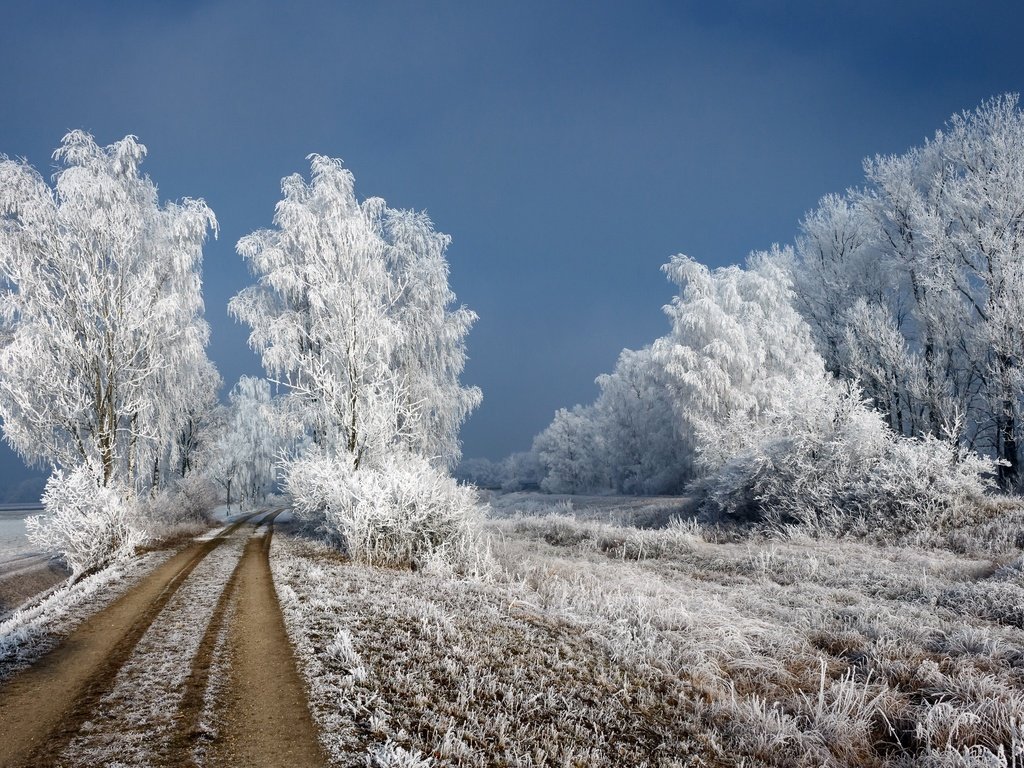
{"left": 164, "top": 510, "right": 283, "bottom": 766}
{"left": 0, "top": 514, "right": 256, "bottom": 768}
{"left": 208, "top": 513, "right": 326, "bottom": 767}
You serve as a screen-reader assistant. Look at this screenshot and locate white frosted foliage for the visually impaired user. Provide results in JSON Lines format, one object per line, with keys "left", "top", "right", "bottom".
{"left": 229, "top": 155, "right": 480, "bottom": 471}
{"left": 0, "top": 131, "right": 219, "bottom": 489}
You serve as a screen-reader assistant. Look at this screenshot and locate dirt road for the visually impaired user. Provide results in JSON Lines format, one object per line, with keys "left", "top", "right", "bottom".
{"left": 0, "top": 511, "right": 326, "bottom": 768}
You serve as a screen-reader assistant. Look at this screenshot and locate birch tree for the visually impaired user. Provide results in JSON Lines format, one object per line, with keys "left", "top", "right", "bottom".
{"left": 229, "top": 155, "right": 480, "bottom": 471}
{"left": 795, "top": 95, "right": 1024, "bottom": 486}
{"left": 0, "top": 131, "right": 219, "bottom": 490}
{"left": 653, "top": 246, "right": 826, "bottom": 468}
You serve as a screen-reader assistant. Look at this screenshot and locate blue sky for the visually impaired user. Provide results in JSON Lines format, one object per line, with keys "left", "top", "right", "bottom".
{"left": 1, "top": 1, "right": 1023, "bottom": 496}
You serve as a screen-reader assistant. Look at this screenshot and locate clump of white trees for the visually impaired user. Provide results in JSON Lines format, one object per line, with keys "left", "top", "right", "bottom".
{"left": 230, "top": 155, "right": 482, "bottom": 568}
{"left": 796, "top": 94, "right": 1024, "bottom": 488}
{"left": 0, "top": 137, "right": 483, "bottom": 574}
{"left": 511, "top": 96, "right": 1024, "bottom": 535}
{"left": 206, "top": 376, "right": 293, "bottom": 511}
{"left": 0, "top": 132, "right": 221, "bottom": 573}
{"left": 660, "top": 251, "right": 996, "bottom": 533}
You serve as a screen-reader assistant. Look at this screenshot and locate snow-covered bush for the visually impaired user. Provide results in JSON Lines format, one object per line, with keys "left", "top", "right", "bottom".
{"left": 287, "top": 452, "right": 483, "bottom": 570}
{"left": 26, "top": 462, "right": 147, "bottom": 578}
{"left": 698, "top": 378, "right": 998, "bottom": 535}
{"left": 136, "top": 473, "right": 219, "bottom": 536}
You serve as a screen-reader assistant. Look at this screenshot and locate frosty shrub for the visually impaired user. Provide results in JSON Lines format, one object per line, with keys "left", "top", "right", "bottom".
{"left": 137, "top": 473, "right": 219, "bottom": 534}
{"left": 698, "top": 379, "right": 998, "bottom": 536}
{"left": 287, "top": 452, "right": 483, "bottom": 570}
{"left": 26, "top": 462, "right": 147, "bottom": 578}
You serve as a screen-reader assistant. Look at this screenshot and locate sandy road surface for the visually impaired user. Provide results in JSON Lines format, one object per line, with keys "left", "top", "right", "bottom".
{"left": 0, "top": 511, "right": 325, "bottom": 768}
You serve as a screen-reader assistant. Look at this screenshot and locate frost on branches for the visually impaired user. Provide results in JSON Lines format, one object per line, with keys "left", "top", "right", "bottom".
{"left": 794, "top": 95, "right": 1024, "bottom": 489}
{"left": 231, "top": 155, "right": 482, "bottom": 567}
{"left": 286, "top": 451, "right": 482, "bottom": 571}
{"left": 26, "top": 461, "right": 144, "bottom": 578}
{"left": 668, "top": 250, "right": 994, "bottom": 534}
{"left": 0, "top": 132, "right": 220, "bottom": 572}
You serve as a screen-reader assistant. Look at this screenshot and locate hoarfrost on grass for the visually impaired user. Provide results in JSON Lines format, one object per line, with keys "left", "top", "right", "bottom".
{"left": 269, "top": 495, "right": 1024, "bottom": 766}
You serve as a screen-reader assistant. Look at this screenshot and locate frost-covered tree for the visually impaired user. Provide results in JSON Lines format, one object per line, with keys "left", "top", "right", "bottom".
{"left": 172, "top": 380, "right": 223, "bottom": 481}
{"left": 232, "top": 156, "right": 482, "bottom": 568}
{"left": 229, "top": 155, "right": 480, "bottom": 471}
{"left": 206, "top": 377, "right": 294, "bottom": 508}
{"left": 499, "top": 450, "right": 543, "bottom": 492}
{"left": 795, "top": 95, "right": 1024, "bottom": 487}
{"left": 0, "top": 132, "right": 219, "bottom": 490}
{"left": 653, "top": 246, "right": 825, "bottom": 469}
{"left": 533, "top": 405, "right": 605, "bottom": 494}
{"left": 791, "top": 193, "right": 883, "bottom": 373}
{"left": 651, "top": 248, "right": 996, "bottom": 530}
{"left": 594, "top": 346, "right": 692, "bottom": 494}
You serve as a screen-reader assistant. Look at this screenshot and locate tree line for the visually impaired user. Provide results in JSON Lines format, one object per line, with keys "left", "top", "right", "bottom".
{"left": 467, "top": 95, "right": 1024, "bottom": 528}
{"left": 0, "top": 136, "right": 479, "bottom": 572}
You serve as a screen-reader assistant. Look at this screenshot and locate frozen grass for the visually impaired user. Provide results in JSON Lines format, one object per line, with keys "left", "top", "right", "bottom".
{"left": 273, "top": 496, "right": 1024, "bottom": 767}
{"left": 486, "top": 491, "right": 697, "bottom": 528}
{"left": 0, "top": 549, "right": 172, "bottom": 682}
{"left": 271, "top": 533, "right": 706, "bottom": 766}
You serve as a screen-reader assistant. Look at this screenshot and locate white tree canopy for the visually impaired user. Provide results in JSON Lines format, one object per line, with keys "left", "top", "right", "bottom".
{"left": 229, "top": 155, "right": 480, "bottom": 470}
{"left": 0, "top": 131, "right": 219, "bottom": 488}
{"left": 532, "top": 405, "right": 605, "bottom": 494}
{"left": 794, "top": 94, "right": 1024, "bottom": 485}
{"left": 653, "top": 247, "right": 825, "bottom": 467}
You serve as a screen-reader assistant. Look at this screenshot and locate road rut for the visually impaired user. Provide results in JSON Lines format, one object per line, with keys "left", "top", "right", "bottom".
{"left": 207, "top": 514, "right": 326, "bottom": 767}
{"left": 0, "top": 514, "right": 315, "bottom": 765}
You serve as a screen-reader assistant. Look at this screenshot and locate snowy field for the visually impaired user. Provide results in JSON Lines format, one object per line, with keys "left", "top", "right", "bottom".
{"left": 0, "top": 505, "right": 44, "bottom": 561}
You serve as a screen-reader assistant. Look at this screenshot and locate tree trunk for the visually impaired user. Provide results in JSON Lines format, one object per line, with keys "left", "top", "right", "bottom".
{"left": 997, "top": 353, "right": 1019, "bottom": 490}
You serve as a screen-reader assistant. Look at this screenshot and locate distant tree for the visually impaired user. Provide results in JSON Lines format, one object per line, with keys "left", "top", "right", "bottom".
{"left": 206, "top": 377, "right": 293, "bottom": 508}
{"left": 229, "top": 155, "right": 480, "bottom": 471}
{"left": 533, "top": 405, "right": 605, "bottom": 494}
{"left": 454, "top": 457, "right": 504, "bottom": 489}
{"left": 172, "top": 382, "right": 223, "bottom": 481}
{"left": 594, "top": 346, "right": 692, "bottom": 494}
{"left": 648, "top": 247, "right": 996, "bottom": 530}
{"left": 500, "top": 451, "right": 543, "bottom": 492}
{"left": 0, "top": 131, "right": 219, "bottom": 490}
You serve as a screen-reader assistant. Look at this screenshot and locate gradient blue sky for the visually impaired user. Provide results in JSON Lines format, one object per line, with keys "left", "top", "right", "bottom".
{"left": 1, "top": 1, "right": 1023, "bottom": 496}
